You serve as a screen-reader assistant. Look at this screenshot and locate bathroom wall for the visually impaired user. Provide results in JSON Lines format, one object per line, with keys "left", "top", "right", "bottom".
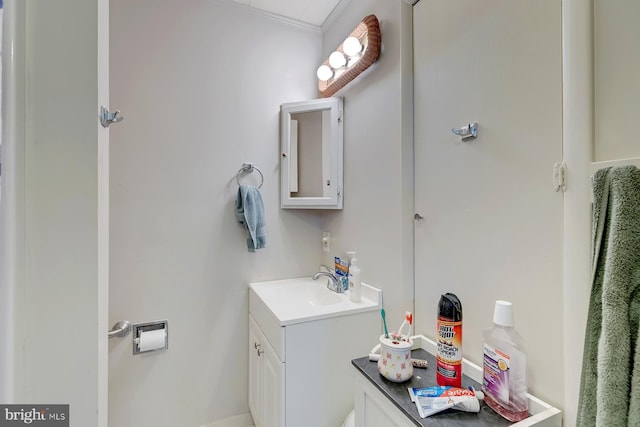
{"left": 412, "top": 0, "right": 563, "bottom": 409}
{"left": 110, "top": 0, "right": 635, "bottom": 425}
{"left": 324, "top": 0, "right": 566, "bottom": 415}
{"left": 320, "top": 0, "right": 415, "bottom": 333}
{"left": 1, "top": 1, "right": 109, "bottom": 424}
{"left": 594, "top": 0, "right": 640, "bottom": 161}
{"left": 108, "top": 1, "right": 323, "bottom": 425}
{"left": 0, "top": 4, "right": 3, "bottom": 199}
{"left": 563, "top": 1, "right": 640, "bottom": 423}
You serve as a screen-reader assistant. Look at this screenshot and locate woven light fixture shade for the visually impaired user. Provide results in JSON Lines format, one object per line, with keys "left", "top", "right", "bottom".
{"left": 318, "top": 15, "right": 381, "bottom": 98}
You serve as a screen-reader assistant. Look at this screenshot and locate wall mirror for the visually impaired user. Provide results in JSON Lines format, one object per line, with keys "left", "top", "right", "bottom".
{"left": 280, "top": 97, "right": 343, "bottom": 209}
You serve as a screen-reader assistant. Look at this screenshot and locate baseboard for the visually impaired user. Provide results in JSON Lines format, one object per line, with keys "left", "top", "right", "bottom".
{"left": 201, "top": 413, "right": 254, "bottom": 427}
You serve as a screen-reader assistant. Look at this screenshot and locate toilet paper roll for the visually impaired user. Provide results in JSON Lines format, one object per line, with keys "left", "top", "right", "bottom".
{"left": 138, "top": 329, "right": 166, "bottom": 352}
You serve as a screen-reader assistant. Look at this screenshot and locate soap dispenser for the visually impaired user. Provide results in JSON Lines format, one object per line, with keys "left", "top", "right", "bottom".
{"left": 346, "top": 252, "right": 361, "bottom": 302}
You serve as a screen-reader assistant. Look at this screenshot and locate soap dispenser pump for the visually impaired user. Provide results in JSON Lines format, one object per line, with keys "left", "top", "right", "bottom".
{"left": 346, "top": 251, "right": 361, "bottom": 302}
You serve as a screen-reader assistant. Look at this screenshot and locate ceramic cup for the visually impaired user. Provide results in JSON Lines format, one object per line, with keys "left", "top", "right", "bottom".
{"left": 377, "top": 334, "right": 413, "bottom": 382}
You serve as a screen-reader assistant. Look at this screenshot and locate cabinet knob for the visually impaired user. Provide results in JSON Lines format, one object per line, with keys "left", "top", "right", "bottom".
{"left": 254, "top": 342, "right": 264, "bottom": 356}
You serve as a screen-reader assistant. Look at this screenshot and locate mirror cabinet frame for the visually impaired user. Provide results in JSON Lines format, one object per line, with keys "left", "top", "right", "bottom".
{"left": 280, "top": 97, "right": 343, "bottom": 209}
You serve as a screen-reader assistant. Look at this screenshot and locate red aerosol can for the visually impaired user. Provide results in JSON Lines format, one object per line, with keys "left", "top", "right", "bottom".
{"left": 436, "top": 293, "right": 463, "bottom": 387}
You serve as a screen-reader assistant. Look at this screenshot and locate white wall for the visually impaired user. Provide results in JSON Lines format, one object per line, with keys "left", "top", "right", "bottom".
{"left": 0, "top": 1, "right": 109, "bottom": 425}
{"left": 413, "top": 0, "right": 564, "bottom": 409}
{"left": 108, "top": 1, "right": 324, "bottom": 426}
{"left": 320, "top": 0, "right": 415, "bottom": 335}
{"left": 0, "top": 6, "right": 3, "bottom": 199}
{"left": 8, "top": 1, "right": 628, "bottom": 425}
{"left": 111, "top": 1, "right": 416, "bottom": 424}
{"left": 562, "top": 2, "right": 640, "bottom": 424}
{"left": 594, "top": 0, "right": 640, "bottom": 161}
{"left": 0, "top": 0, "right": 22, "bottom": 403}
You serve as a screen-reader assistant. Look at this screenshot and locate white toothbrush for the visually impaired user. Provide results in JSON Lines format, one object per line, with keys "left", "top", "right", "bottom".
{"left": 397, "top": 311, "right": 413, "bottom": 341}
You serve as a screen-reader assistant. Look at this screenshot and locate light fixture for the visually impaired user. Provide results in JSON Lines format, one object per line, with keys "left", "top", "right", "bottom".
{"left": 316, "top": 65, "right": 333, "bottom": 82}
{"left": 343, "top": 36, "right": 363, "bottom": 57}
{"left": 328, "top": 51, "right": 347, "bottom": 69}
{"left": 316, "top": 15, "right": 381, "bottom": 98}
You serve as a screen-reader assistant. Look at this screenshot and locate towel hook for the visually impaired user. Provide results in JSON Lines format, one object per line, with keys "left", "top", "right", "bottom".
{"left": 236, "top": 163, "right": 264, "bottom": 189}
{"left": 451, "top": 122, "right": 478, "bottom": 141}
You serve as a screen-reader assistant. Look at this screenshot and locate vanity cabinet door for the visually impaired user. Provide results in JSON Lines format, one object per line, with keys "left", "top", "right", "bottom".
{"left": 261, "top": 341, "right": 284, "bottom": 427}
{"left": 249, "top": 315, "right": 284, "bottom": 427}
{"left": 248, "top": 318, "right": 262, "bottom": 424}
{"left": 354, "top": 372, "right": 414, "bottom": 427}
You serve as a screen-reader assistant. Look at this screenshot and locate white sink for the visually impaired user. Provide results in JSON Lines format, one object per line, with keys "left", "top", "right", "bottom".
{"left": 268, "top": 277, "right": 342, "bottom": 306}
{"left": 249, "top": 276, "right": 382, "bottom": 326}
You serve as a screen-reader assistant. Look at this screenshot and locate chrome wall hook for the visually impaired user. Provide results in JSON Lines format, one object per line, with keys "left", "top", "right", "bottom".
{"left": 100, "top": 105, "right": 124, "bottom": 128}
{"left": 451, "top": 122, "right": 478, "bottom": 141}
{"left": 108, "top": 320, "right": 132, "bottom": 338}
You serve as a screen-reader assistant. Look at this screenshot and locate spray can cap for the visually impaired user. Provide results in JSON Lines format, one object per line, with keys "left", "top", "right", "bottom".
{"left": 438, "top": 293, "right": 462, "bottom": 321}
{"left": 493, "top": 300, "right": 514, "bottom": 327}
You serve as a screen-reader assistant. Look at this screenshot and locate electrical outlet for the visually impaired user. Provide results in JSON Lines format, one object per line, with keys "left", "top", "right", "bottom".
{"left": 322, "top": 232, "right": 331, "bottom": 253}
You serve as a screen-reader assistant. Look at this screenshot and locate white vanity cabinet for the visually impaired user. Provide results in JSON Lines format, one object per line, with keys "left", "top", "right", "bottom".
{"left": 248, "top": 277, "right": 382, "bottom": 427}
{"left": 249, "top": 315, "right": 284, "bottom": 427}
{"left": 354, "top": 372, "right": 416, "bottom": 427}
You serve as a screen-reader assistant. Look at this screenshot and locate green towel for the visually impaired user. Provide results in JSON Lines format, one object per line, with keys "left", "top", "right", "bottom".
{"left": 577, "top": 165, "right": 640, "bottom": 426}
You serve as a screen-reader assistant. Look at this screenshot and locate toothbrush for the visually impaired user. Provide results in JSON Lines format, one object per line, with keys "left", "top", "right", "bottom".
{"left": 381, "top": 309, "right": 389, "bottom": 338}
{"left": 397, "top": 311, "right": 413, "bottom": 340}
{"left": 396, "top": 311, "right": 409, "bottom": 337}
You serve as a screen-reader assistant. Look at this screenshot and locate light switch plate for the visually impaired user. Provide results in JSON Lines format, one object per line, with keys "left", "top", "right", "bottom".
{"left": 322, "top": 232, "right": 331, "bottom": 253}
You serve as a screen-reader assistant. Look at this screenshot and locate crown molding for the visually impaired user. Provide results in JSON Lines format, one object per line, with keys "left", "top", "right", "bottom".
{"left": 321, "top": 0, "right": 352, "bottom": 31}
{"left": 214, "top": 0, "right": 322, "bottom": 33}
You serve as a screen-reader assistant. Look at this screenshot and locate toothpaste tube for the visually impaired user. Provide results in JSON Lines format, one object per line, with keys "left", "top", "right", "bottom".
{"left": 334, "top": 256, "right": 349, "bottom": 292}
{"left": 408, "top": 386, "right": 482, "bottom": 418}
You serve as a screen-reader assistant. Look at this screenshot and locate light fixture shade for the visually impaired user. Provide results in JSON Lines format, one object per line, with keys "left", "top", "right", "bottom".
{"left": 329, "top": 51, "right": 347, "bottom": 69}
{"left": 318, "top": 15, "right": 381, "bottom": 98}
{"left": 316, "top": 65, "right": 333, "bottom": 82}
{"left": 343, "top": 36, "right": 362, "bottom": 57}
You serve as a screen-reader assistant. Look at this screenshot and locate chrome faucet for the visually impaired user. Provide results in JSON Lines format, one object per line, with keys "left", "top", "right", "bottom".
{"left": 313, "top": 271, "right": 344, "bottom": 293}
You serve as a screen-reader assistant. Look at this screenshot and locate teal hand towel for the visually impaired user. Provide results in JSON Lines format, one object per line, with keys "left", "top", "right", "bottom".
{"left": 577, "top": 165, "right": 640, "bottom": 426}
{"left": 235, "top": 184, "right": 266, "bottom": 251}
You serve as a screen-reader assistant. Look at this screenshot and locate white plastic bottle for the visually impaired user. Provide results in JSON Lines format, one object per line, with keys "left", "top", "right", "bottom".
{"left": 482, "top": 300, "right": 529, "bottom": 422}
{"left": 347, "top": 252, "right": 361, "bottom": 302}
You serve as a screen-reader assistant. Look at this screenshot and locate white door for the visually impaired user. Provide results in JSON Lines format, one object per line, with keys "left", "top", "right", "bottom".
{"left": 0, "top": 0, "right": 110, "bottom": 425}
{"left": 413, "top": 0, "right": 564, "bottom": 405}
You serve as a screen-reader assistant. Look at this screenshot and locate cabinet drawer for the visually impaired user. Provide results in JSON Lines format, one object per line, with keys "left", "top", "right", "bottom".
{"left": 249, "top": 289, "right": 285, "bottom": 361}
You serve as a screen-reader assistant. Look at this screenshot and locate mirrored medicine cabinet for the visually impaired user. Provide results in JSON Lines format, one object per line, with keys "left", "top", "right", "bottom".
{"left": 280, "top": 97, "right": 343, "bottom": 209}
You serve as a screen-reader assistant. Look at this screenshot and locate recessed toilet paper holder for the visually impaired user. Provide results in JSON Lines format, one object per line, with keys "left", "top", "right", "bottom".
{"left": 133, "top": 319, "right": 169, "bottom": 355}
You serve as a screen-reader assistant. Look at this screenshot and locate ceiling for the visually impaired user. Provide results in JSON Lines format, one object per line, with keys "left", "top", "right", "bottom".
{"left": 230, "top": 0, "right": 347, "bottom": 28}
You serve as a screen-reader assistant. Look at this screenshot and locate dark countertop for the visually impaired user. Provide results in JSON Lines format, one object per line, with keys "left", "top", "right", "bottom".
{"left": 352, "top": 349, "right": 513, "bottom": 426}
